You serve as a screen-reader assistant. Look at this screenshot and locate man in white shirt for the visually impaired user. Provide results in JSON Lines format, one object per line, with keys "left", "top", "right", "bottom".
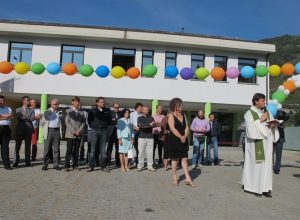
{"left": 0, "top": 95, "right": 13, "bottom": 170}
{"left": 30, "top": 98, "right": 41, "bottom": 161}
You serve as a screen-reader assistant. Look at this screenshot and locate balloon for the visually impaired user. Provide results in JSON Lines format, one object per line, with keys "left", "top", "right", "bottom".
{"left": 47, "top": 62, "right": 61, "bottom": 75}
{"left": 210, "top": 67, "right": 225, "bottom": 80}
{"left": 266, "top": 103, "right": 277, "bottom": 117}
{"left": 142, "top": 64, "right": 157, "bottom": 77}
{"left": 79, "top": 64, "right": 94, "bottom": 77}
{"left": 0, "top": 61, "right": 14, "bottom": 74}
{"left": 180, "top": 67, "right": 194, "bottom": 80}
{"left": 240, "top": 66, "right": 254, "bottom": 78}
{"left": 281, "top": 63, "right": 294, "bottom": 76}
{"left": 195, "top": 67, "right": 210, "bottom": 80}
{"left": 271, "top": 90, "right": 286, "bottom": 104}
{"left": 111, "top": 66, "right": 126, "bottom": 79}
{"left": 14, "top": 62, "right": 30, "bottom": 75}
{"left": 269, "top": 65, "right": 281, "bottom": 77}
{"left": 283, "top": 80, "right": 296, "bottom": 93}
{"left": 165, "top": 66, "right": 179, "bottom": 78}
{"left": 295, "top": 62, "right": 300, "bottom": 74}
{"left": 226, "top": 67, "right": 240, "bottom": 79}
{"left": 62, "top": 63, "right": 77, "bottom": 76}
{"left": 95, "top": 65, "right": 110, "bottom": 78}
{"left": 255, "top": 65, "right": 268, "bottom": 77}
{"left": 127, "top": 67, "right": 140, "bottom": 79}
{"left": 31, "top": 63, "right": 45, "bottom": 75}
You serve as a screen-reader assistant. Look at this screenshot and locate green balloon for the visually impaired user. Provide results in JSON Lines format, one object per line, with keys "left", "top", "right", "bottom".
{"left": 272, "top": 91, "right": 286, "bottom": 104}
{"left": 255, "top": 65, "right": 268, "bottom": 77}
{"left": 142, "top": 64, "right": 157, "bottom": 77}
{"left": 79, "top": 64, "right": 94, "bottom": 77}
{"left": 31, "top": 63, "right": 45, "bottom": 75}
{"left": 195, "top": 67, "right": 210, "bottom": 80}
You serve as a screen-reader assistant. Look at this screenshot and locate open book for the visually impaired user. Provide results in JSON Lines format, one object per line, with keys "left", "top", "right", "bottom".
{"left": 266, "top": 119, "right": 284, "bottom": 125}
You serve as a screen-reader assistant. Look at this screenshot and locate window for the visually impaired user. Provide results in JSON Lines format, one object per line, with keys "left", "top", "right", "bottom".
{"left": 141, "top": 50, "right": 154, "bottom": 70}
{"left": 112, "top": 48, "right": 135, "bottom": 71}
{"left": 214, "top": 55, "right": 228, "bottom": 81}
{"left": 191, "top": 53, "right": 205, "bottom": 72}
{"left": 238, "top": 58, "right": 257, "bottom": 84}
{"left": 60, "top": 45, "right": 84, "bottom": 68}
{"left": 8, "top": 42, "right": 33, "bottom": 65}
{"left": 165, "top": 51, "right": 177, "bottom": 67}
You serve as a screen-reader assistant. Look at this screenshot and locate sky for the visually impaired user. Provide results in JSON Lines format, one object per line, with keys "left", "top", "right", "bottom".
{"left": 0, "top": 0, "right": 299, "bottom": 41}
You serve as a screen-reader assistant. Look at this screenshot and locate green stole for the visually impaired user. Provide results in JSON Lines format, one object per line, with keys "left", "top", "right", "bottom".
{"left": 250, "top": 109, "right": 269, "bottom": 163}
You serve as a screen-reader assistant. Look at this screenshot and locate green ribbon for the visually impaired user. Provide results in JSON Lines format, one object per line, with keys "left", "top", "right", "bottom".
{"left": 250, "top": 109, "right": 269, "bottom": 163}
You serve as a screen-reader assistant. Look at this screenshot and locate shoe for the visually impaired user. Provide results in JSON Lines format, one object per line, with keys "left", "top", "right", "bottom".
{"left": 12, "top": 163, "right": 18, "bottom": 167}
{"left": 126, "top": 168, "right": 130, "bottom": 172}
{"left": 274, "top": 170, "right": 280, "bottom": 175}
{"left": 65, "top": 167, "right": 70, "bottom": 172}
{"left": 185, "top": 180, "right": 195, "bottom": 187}
{"left": 206, "top": 161, "right": 212, "bottom": 166}
{"left": 4, "top": 166, "right": 12, "bottom": 170}
{"left": 54, "top": 166, "right": 61, "bottom": 171}
{"left": 42, "top": 166, "right": 48, "bottom": 171}
{"left": 25, "top": 163, "right": 31, "bottom": 167}
{"left": 31, "top": 158, "right": 36, "bottom": 162}
{"left": 79, "top": 160, "right": 86, "bottom": 166}
{"left": 101, "top": 167, "right": 110, "bottom": 173}
{"left": 148, "top": 167, "right": 156, "bottom": 172}
{"left": 87, "top": 167, "right": 94, "bottom": 172}
{"left": 137, "top": 167, "right": 142, "bottom": 172}
{"left": 73, "top": 166, "right": 81, "bottom": 171}
{"left": 121, "top": 168, "right": 126, "bottom": 172}
{"left": 263, "top": 191, "right": 272, "bottom": 198}
{"left": 199, "top": 164, "right": 203, "bottom": 168}
{"left": 191, "top": 164, "right": 197, "bottom": 169}
{"left": 255, "top": 193, "right": 262, "bottom": 197}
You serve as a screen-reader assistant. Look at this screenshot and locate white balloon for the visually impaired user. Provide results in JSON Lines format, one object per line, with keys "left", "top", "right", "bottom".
{"left": 278, "top": 85, "right": 285, "bottom": 91}
{"left": 277, "top": 103, "right": 283, "bottom": 110}
{"left": 291, "top": 76, "right": 297, "bottom": 81}
{"left": 295, "top": 80, "right": 300, "bottom": 88}
{"left": 284, "top": 89, "right": 290, "bottom": 96}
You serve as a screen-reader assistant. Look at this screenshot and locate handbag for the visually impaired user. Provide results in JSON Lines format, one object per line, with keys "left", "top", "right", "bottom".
{"left": 127, "top": 144, "right": 137, "bottom": 159}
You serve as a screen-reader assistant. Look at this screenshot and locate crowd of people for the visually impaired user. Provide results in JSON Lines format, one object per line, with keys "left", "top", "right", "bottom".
{"left": 0, "top": 93, "right": 289, "bottom": 193}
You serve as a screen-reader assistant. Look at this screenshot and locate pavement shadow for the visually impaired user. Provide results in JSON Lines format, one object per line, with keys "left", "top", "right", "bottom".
{"left": 281, "top": 164, "right": 300, "bottom": 169}
{"left": 178, "top": 168, "right": 201, "bottom": 182}
{"left": 293, "top": 174, "right": 300, "bottom": 178}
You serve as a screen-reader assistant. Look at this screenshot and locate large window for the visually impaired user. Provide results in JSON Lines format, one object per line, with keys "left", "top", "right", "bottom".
{"left": 8, "top": 42, "right": 33, "bottom": 65}
{"left": 112, "top": 48, "right": 135, "bottom": 71}
{"left": 191, "top": 53, "right": 205, "bottom": 72}
{"left": 214, "top": 55, "right": 228, "bottom": 81}
{"left": 141, "top": 50, "right": 154, "bottom": 70}
{"left": 60, "top": 45, "right": 84, "bottom": 68}
{"left": 165, "top": 51, "right": 177, "bottom": 67}
{"left": 238, "top": 58, "right": 257, "bottom": 84}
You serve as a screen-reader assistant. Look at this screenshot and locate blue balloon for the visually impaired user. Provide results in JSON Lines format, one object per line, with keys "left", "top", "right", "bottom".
{"left": 240, "top": 66, "right": 254, "bottom": 79}
{"left": 95, "top": 65, "right": 110, "bottom": 78}
{"left": 46, "top": 62, "right": 61, "bottom": 75}
{"left": 165, "top": 66, "right": 179, "bottom": 78}
{"left": 266, "top": 103, "right": 277, "bottom": 117}
{"left": 295, "top": 62, "right": 300, "bottom": 74}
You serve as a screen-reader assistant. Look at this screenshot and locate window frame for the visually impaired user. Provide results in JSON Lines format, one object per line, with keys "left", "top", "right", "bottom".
{"left": 214, "top": 55, "right": 228, "bottom": 82}
{"left": 60, "top": 44, "right": 85, "bottom": 67}
{"left": 238, "top": 57, "right": 257, "bottom": 84}
{"left": 8, "top": 41, "right": 33, "bottom": 65}
{"left": 191, "top": 53, "right": 205, "bottom": 80}
{"left": 141, "top": 49, "right": 154, "bottom": 70}
{"left": 165, "top": 51, "right": 177, "bottom": 67}
{"left": 112, "top": 47, "right": 136, "bottom": 71}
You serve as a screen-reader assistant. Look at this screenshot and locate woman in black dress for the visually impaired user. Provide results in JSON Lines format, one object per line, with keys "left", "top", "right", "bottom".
{"left": 167, "top": 98, "right": 193, "bottom": 186}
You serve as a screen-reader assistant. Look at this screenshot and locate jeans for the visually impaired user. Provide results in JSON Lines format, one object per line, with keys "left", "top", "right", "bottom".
{"left": 207, "top": 136, "right": 218, "bottom": 164}
{"left": 274, "top": 138, "right": 284, "bottom": 173}
{"left": 89, "top": 129, "right": 107, "bottom": 168}
{"left": 191, "top": 136, "right": 205, "bottom": 165}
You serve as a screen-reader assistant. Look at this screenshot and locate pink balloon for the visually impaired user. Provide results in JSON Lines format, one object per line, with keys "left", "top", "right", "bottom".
{"left": 226, "top": 67, "right": 240, "bottom": 79}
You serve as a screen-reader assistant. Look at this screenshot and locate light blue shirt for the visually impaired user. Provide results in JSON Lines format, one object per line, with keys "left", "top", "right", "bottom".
{"left": 0, "top": 106, "right": 12, "bottom": 125}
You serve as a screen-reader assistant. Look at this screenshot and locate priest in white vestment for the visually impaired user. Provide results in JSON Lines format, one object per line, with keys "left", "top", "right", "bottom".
{"left": 242, "top": 93, "right": 279, "bottom": 197}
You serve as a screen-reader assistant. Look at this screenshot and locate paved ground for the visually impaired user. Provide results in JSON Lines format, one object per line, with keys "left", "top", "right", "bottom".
{"left": 0, "top": 142, "right": 299, "bottom": 220}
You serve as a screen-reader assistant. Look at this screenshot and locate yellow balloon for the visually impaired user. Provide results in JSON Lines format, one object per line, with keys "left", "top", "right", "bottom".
{"left": 14, "top": 62, "right": 30, "bottom": 75}
{"left": 111, "top": 66, "right": 125, "bottom": 79}
{"left": 269, "top": 64, "right": 281, "bottom": 77}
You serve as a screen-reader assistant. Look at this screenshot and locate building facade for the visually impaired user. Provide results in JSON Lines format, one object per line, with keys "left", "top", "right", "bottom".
{"left": 0, "top": 20, "right": 275, "bottom": 145}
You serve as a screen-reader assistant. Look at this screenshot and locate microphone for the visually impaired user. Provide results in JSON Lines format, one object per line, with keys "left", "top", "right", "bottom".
{"left": 263, "top": 107, "right": 267, "bottom": 113}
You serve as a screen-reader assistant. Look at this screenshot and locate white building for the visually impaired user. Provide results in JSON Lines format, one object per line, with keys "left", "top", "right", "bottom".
{"left": 0, "top": 20, "right": 275, "bottom": 145}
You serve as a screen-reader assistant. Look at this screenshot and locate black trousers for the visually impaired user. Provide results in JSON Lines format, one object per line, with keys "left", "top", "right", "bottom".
{"left": 0, "top": 125, "right": 11, "bottom": 167}
{"left": 15, "top": 132, "right": 32, "bottom": 165}
{"left": 65, "top": 138, "right": 81, "bottom": 168}
{"left": 153, "top": 134, "right": 163, "bottom": 163}
{"left": 106, "top": 129, "right": 120, "bottom": 166}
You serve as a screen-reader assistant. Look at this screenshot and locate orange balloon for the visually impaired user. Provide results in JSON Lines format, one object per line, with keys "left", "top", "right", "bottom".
{"left": 0, "top": 61, "right": 14, "bottom": 74}
{"left": 62, "top": 63, "right": 77, "bottom": 76}
{"left": 127, "top": 67, "right": 140, "bottom": 79}
{"left": 210, "top": 67, "right": 225, "bottom": 80}
{"left": 281, "top": 63, "right": 295, "bottom": 76}
{"left": 283, "top": 80, "right": 296, "bottom": 93}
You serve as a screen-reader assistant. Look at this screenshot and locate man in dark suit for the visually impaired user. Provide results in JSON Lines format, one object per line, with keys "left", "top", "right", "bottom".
{"left": 207, "top": 113, "right": 221, "bottom": 166}
{"left": 106, "top": 103, "right": 122, "bottom": 167}
{"left": 13, "top": 96, "right": 35, "bottom": 167}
